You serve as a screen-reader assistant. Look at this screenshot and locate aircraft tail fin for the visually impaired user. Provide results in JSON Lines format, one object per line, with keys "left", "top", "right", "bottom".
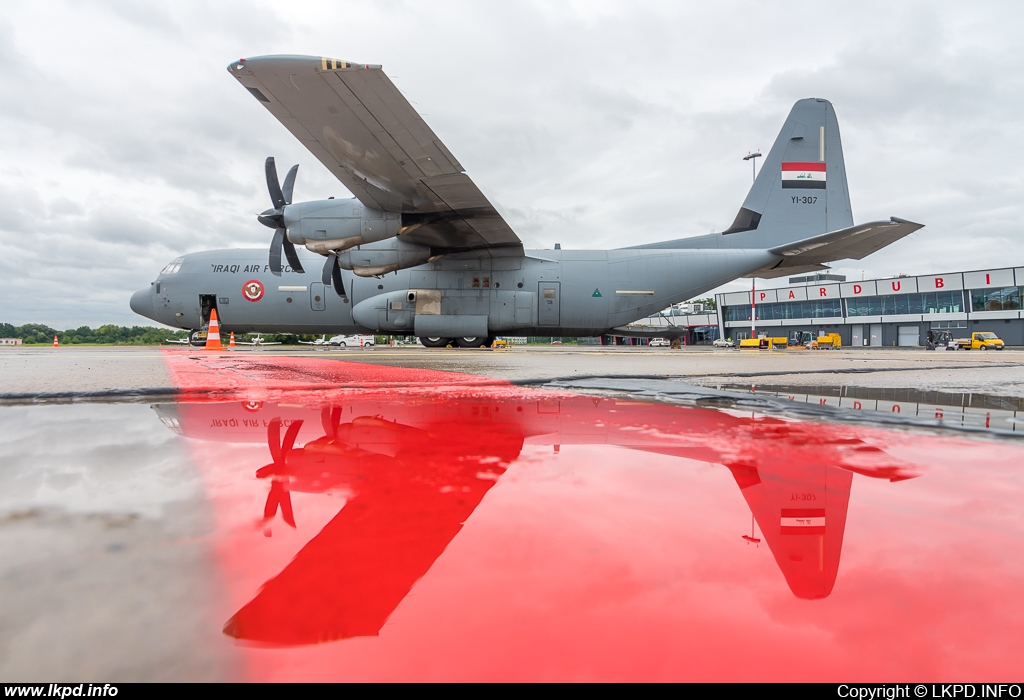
{"left": 722, "top": 98, "right": 853, "bottom": 246}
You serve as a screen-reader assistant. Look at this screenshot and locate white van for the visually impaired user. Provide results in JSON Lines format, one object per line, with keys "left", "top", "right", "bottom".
{"left": 327, "top": 334, "right": 375, "bottom": 347}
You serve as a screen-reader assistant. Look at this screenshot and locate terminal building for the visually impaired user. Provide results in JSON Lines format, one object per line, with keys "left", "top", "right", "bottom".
{"left": 624, "top": 265, "right": 1024, "bottom": 347}
{"left": 716, "top": 265, "right": 1024, "bottom": 347}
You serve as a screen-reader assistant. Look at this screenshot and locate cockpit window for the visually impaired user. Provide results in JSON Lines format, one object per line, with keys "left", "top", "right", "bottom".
{"left": 160, "top": 257, "right": 184, "bottom": 275}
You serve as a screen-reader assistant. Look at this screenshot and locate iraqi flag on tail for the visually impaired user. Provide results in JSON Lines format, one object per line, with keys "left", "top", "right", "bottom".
{"left": 780, "top": 508, "right": 826, "bottom": 535}
{"left": 781, "top": 161, "right": 826, "bottom": 189}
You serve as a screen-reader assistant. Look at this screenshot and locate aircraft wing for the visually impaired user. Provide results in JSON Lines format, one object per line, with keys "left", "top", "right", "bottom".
{"left": 749, "top": 218, "right": 924, "bottom": 279}
{"left": 228, "top": 55, "right": 523, "bottom": 257}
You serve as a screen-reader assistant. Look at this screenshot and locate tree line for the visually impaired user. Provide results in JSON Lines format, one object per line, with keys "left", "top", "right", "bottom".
{"left": 0, "top": 323, "right": 188, "bottom": 345}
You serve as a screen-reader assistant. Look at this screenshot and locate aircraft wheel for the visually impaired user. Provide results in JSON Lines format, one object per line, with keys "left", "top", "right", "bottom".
{"left": 420, "top": 337, "right": 452, "bottom": 348}
{"left": 456, "top": 336, "right": 489, "bottom": 348}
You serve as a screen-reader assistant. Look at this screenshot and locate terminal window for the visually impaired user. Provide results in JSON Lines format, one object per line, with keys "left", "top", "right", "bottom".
{"left": 846, "top": 291, "right": 963, "bottom": 316}
{"left": 971, "top": 286, "right": 1022, "bottom": 312}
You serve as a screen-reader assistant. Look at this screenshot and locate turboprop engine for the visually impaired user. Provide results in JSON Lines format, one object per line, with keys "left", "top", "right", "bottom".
{"left": 334, "top": 238, "right": 434, "bottom": 277}
{"left": 285, "top": 198, "right": 403, "bottom": 256}
{"left": 257, "top": 157, "right": 444, "bottom": 296}
{"left": 257, "top": 156, "right": 417, "bottom": 276}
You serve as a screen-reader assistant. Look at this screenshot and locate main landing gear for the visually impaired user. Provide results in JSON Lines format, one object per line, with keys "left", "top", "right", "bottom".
{"left": 419, "top": 336, "right": 494, "bottom": 348}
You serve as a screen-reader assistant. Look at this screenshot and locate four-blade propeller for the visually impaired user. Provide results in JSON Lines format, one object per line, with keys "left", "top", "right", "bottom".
{"left": 321, "top": 253, "right": 347, "bottom": 299}
{"left": 256, "top": 416, "right": 304, "bottom": 530}
{"left": 257, "top": 156, "right": 349, "bottom": 297}
{"left": 257, "top": 157, "right": 305, "bottom": 276}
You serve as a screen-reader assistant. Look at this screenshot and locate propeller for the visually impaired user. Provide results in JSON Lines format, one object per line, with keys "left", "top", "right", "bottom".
{"left": 320, "top": 405, "right": 342, "bottom": 441}
{"left": 321, "top": 253, "right": 347, "bottom": 299}
{"left": 256, "top": 417, "right": 304, "bottom": 530}
{"left": 258, "top": 157, "right": 305, "bottom": 276}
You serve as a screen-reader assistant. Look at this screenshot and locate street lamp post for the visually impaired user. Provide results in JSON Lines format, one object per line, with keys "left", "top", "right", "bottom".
{"left": 743, "top": 151, "right": 762, "bottom": 342}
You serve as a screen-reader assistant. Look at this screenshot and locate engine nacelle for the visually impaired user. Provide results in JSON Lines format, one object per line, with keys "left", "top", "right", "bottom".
{"left": 282, "top": 198, "right": 402, "bottom": 253}
{"left": 337, "top": 239, "right": 435, "bottom": 277}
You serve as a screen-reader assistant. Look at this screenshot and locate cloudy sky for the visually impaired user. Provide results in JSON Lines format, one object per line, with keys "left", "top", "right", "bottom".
{"left": 2, "top": 0, "right": 1023, "bottom": 327}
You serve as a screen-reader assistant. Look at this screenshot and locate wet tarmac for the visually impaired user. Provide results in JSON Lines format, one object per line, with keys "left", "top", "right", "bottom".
{"left": 2, "top": 345, "right": 1024, "bottom": 681}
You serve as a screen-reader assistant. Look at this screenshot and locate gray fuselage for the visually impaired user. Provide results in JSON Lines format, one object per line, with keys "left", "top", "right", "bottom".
{"left": 131, "top": 246, "right": 777, "bottom": 338}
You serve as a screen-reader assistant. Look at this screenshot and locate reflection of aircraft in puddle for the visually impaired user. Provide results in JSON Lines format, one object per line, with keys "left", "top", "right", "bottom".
{"left": 155, "top": 392, "right": 919, "bottom": 645}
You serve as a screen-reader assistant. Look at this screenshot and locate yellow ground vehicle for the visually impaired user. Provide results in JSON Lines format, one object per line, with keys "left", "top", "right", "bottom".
{"left": 739, "top": 336, "right": 788, "bottom": 349}
{"left": 789, "top": 331, "right": 842, "bottom": 349}
{"left": 812, "top": 332, "right": 842, "bottom": 349}
{"left": 955, "top": 332, "right": 1004, "bottom": 350}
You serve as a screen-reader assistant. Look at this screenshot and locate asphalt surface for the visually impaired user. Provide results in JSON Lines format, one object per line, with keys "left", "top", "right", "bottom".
{"left": 3, "top": 344, "right": 1023, "bottom": 398}
{"left": 2, "top": 344, "right": 1022, "bottom": 681}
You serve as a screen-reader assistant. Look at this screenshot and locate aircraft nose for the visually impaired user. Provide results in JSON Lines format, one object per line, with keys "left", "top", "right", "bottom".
{"left": 130, "top": 286, "right": 155, "bottom": 320}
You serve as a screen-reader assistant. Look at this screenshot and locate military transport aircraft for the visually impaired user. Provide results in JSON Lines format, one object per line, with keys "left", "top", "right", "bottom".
{"left": 130, "top": 55, "right": 923, "bottom": 347}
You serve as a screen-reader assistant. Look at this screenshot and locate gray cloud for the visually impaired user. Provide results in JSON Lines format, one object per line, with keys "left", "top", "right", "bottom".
{"left": 1, "top": 0, "right": 1023, "bottom": 326}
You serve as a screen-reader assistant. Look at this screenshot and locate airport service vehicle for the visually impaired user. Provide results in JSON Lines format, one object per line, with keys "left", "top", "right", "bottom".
{"left": 789, "top": 331, "right": 841, "bottom": 349}
{"left": 131, "top": 55, "right": 923, "bottom": 348}
{"left": 328, "top": 335, "right": 375, "bottom": 347}
{"left": 649, "top": 338, "right": 671, "bottom": 347}
{"left": 955, "top": 332, "right": 1004, "bottom": 350}
{"left": 925, "top": 330, "right": 957, "bottom": 351}
{"left": 740, "top": 336, "right": 788, "bottom": 349}
{"left": 813, "top": 332, "right": 842, "bottom": 349}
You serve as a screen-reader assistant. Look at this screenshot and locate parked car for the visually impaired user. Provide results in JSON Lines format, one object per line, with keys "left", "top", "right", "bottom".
{"left": 649, "top": 338, "right": 671, "bottom": 347}
{"left": 327, "top": 334, "right": 375, "bottom": 347}
{"left": 712, "top": 338, "right": 735, "bottom": 348}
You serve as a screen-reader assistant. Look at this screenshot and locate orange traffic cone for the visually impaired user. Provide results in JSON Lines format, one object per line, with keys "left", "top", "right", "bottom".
{"left": 53, "top": 335, "right": 59, "bottom": 348}
{"left": 205, "top": 309, "right": 223, "bottom": 350}
{"left": 229, "top": 331, "right": 236, "bottom": 348}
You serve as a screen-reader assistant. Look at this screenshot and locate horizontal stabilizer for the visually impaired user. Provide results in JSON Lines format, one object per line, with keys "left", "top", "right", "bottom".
{"left": 746, "top": 217, "right": 924, "bottom": 279}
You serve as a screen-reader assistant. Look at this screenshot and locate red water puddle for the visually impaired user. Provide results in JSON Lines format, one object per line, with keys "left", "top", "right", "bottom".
{"left": 161, "top": 351, "right": 1024, "bottom": 681}
{"left": 160, "top": 347, "right": 502, "bottom": 395}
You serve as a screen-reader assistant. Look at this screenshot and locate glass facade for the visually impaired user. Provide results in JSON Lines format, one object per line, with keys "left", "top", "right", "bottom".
{"left": 723, "top": 291, "right": 970, "bottom": 322}
{"left": 971, "top": 286, "right": 1022, "bottom": 311}
{"left": 845, "top": 291, "right": 964, "bottom": 316}
{"left": 723, "top": 299, "right": 842, "bottom": 323}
